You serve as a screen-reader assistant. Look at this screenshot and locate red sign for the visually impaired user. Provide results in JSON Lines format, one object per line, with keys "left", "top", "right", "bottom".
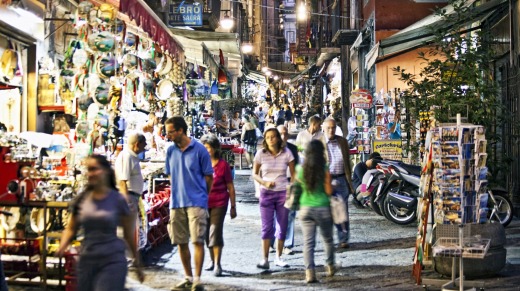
{"left": 350, "top": 89, "right": 373, "bottom": 108}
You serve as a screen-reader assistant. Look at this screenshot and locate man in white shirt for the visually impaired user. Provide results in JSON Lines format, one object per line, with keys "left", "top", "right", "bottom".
{"left": 255, "top": 106, "right": 267, "bottom": 133}
{"left": 295, "top": 115, "right": 325, "bottom": 154}
{"left": 115, "top": 133, "right": 147, "bottom": 250}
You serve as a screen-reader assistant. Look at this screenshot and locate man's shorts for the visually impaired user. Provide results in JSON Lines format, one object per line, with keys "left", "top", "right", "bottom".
{"left": 167, "top": 207, "right": 208, "bottom": 244}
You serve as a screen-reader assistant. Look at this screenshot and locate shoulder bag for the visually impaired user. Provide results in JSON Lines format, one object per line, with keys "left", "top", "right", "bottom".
{"left": 330, "top": 193, "right": 348, "bottom": 224}
{"left": 284, "top": 180, "right": 303, "bottom": 211}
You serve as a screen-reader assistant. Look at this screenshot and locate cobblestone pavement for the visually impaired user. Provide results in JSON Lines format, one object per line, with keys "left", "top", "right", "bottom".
{"left": 9, "top": 173, "right": 520, "bottom": 290}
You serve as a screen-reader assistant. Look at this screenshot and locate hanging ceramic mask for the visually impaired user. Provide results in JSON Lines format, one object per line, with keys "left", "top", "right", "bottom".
{"left": 123, "top": 54, "right": 138, "bottom": 69}
{"left": 125, "top": 32, "right": 137, "bottom": 48}
{"left": 94, "top": 82, "right": 111, "bottom": 105}
{"left": 72, "top": 47, "right": 88, "bottom": 68}
{"left": 97, "top": 56, "right": 118, "bottom": 79}
{"left": 78, "top": 1, "right": 93, "bottom": 15}
{"left": 88, "top": 31, "right": 116, "bottom": 52}
{"left": 156, "top": 79, "right": 174, "bottom": 100}
{"left": 78, "top": 94, "right": 94, "bottom": 111}
{"left": 98, "top": 3, "right": 115, "bottom": 23}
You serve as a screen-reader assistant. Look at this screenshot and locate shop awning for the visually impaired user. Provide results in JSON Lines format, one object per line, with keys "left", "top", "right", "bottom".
{"left": 119, "top": 0, "right": 184, "bottom": 59}
{"left": 169, "top": 28, "right": 242, "bottom": 77}
{"left": 244, "top": 71, "right": 267, "bottom": 86}
{"left": 290, "top": 62, "right": 316, "bottom": 83}
{"left": 316, "top": 47, "right": 340, "bottom": 67}
{"left": 371, "top": 0, "right": 507, "bottom": 68}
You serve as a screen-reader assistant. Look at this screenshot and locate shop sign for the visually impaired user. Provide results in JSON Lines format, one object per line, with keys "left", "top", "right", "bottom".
{"left": 297, "top": 22, "right": 317, "bottom": 56}
{"left": 350, "top": 89, "right": 373, "bottom": 109}
{"left": 168, "top": 0, "right": 203, "bottom": 27}
{"left": 372, "top": 140, "right": 403, "bottom": 160}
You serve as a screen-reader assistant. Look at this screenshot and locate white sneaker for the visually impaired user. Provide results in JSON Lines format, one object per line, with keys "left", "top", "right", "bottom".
{"left": 283, "top": 247, "right": 294, "bottom": 255}
{"left": 275, "top": 258, "right": 289, "bottom": 267}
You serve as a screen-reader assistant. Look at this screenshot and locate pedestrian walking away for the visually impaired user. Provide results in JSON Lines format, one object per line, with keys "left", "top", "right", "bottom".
{"left": 200, "top": 134, "right": 237, "bottom": 277}
{"left": 252, "top": 127, "right": 295, "bottom": 269}
{"left": 275, "top": 125, "right": 299, "bottom": 255}
{"left": 297, "top": 140, "right": 336, "bottom": 283}
{"left": 256, "top": 106, "right": 267, "bottom": 134}
{"left": 322, "top": 118, "right": 355, "bottom": 249}
{"left": 57, "top": 155, "right": 145, "bottom": 291}
{"left": 165, "top": 116, "right": 214, "bottom": 291}
{"left": 241, "top": 114, "right": 258, "bottom": 169}
{"left": 115, "top": 133, "right": 148, "bottom": 255}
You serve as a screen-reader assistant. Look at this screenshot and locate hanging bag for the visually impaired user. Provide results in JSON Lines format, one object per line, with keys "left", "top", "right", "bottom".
{"left": 330, "top": 193, "right": 348, "bottom": 224}
{"left": 284, "top": 180, "right": 303, "bottom": 211}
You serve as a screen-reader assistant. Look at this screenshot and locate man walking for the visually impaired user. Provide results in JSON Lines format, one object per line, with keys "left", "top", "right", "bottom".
{"left": 256, "top": 106, "right": 267, "bottom": 133}
{"left": 295, "top": 115, "right": 324, "bottom": 156}
{"left": 165, "top": 116, "right": 214, "bottom": 291}
{"left": 276, "top": 125, "right": 299, "bottom": 255}
{"left": 115, "top": 132, "right": 147, "bottom": 252}
{"left": 322, "top": 118, "right": 354, "bottom": 249}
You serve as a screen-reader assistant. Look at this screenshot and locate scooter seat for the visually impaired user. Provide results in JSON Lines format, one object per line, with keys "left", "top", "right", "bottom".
{"left": 399, "top": 163, "right": 421, "bottom": 176}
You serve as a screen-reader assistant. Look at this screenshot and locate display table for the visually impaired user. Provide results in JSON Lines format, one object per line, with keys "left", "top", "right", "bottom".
{"left": 0, "top": 200, "right": 69, "bottom": 290}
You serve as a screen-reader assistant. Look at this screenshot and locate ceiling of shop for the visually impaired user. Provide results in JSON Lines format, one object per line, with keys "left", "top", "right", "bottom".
{"left": 169, "top": 28, "right": 242, "bottom": 77}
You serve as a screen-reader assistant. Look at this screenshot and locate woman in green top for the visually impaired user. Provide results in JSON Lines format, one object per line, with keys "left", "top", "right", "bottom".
{"left": 297, "top": 139, "right": 336, "bottom": 283}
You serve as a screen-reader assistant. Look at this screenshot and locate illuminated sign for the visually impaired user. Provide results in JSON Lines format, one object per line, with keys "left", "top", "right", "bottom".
{"left": 168, "top": 1, "right": 203, "bottom": 27}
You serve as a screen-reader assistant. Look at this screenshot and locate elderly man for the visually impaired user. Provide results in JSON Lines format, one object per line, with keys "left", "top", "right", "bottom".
{"left": 115, "top": 133, "right": 147, "bottom": 251}
{"left": 215, "top": 113, "right": 230, "bottom": 136}
{"left": 322, "top": 118, "right": 354, "bottom": 249}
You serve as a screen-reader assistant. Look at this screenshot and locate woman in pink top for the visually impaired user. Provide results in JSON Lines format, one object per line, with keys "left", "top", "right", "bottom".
{"left": 200, "top": 134, "right": 237, "bottom": 276}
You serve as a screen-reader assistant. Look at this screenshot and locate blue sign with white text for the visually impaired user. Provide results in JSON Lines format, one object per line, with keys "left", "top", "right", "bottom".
{"left": 168, "top": 0, "right": 203, "bottom": 27}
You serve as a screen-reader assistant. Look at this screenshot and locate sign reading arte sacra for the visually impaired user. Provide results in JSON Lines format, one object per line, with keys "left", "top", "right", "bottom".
{"left": 168, "top": 0, "right": 203, "bottom": 27}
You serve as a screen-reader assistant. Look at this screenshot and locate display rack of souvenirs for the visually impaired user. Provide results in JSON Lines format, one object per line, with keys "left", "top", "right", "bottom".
{"left": 430, "top": 124, "right": 488, "bottom": 225}
{"left": 352, "top": 108, "right": 371, "bottom": 153}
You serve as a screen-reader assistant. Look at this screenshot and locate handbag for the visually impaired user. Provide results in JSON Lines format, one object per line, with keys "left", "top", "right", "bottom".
{"left": 284, "top": 181, "right": 303, "bottom": 211}
{"left": 255, "top": 127, "right": 263, "bottom": 139}
{"left": 330, "top": 193, "right": 348, "bottom": 224}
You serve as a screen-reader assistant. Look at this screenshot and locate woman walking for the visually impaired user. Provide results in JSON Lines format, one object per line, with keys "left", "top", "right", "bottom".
{"left": 253, "top": 127, "right": 295, "bottom": 269}
{"left": 57, "top": 155, "right": 144, "bottom": 290}
{"left": 298, "top": 140, "right": 336, "bottom": 283}
{"left": 241, "top": 114, "right": 257, "bottom": 168}
{"left": 200, "top": 134, "right": 237, "bottom": 277}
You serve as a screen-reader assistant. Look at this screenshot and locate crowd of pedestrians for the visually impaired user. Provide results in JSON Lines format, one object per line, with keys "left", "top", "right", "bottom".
{"left": 55, "top": 109, "right": 360, "bottom": 291}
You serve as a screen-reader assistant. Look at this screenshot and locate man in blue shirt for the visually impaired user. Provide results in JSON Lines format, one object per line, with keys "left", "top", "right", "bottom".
{"left": 165, "top": 116, "right": 214, "bottom": 291}
{"left": 388, "top": 109, "right": 402, "bottom": 139}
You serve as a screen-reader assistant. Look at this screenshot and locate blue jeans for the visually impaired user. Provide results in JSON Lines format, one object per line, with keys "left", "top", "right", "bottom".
{"left": 333, "top": 176, "right": 350, "bottom": 244}
{"left": 299, "top": 206, "right": 335, "bottom": 270}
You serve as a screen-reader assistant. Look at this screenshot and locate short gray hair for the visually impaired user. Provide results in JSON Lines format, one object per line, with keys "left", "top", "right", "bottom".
{"left": 200, "top": 134, "right": 221, "bottom": 159}
{"left": 127, "top": 132, "right": 145, "bottom": 146}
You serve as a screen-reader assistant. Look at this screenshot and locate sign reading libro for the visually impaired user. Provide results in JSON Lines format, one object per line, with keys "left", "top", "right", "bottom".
{"left": 372, "top": 140, "right": 403, "bottom": 160}
{"left": 168, "top": 0, "right": 203, "bottom": 27}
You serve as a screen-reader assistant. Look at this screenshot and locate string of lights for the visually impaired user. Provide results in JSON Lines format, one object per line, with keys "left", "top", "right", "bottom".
{"left": 221, "top": 0, "right": 365, "bottom": 22}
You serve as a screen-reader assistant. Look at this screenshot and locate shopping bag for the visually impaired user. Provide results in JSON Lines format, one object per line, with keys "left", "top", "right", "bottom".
{"left": 284, "top": 181, "right": 303, "bottom": 211}
{"left": 330, "top": 194, "right": 348, "bottom": 224}
{"left": 255, "top": 127, "right": 263, "bottom": 139}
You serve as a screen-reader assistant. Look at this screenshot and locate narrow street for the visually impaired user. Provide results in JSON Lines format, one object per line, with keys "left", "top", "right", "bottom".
{"left": 121, "top": 173, "right": 520, "bottom": 291}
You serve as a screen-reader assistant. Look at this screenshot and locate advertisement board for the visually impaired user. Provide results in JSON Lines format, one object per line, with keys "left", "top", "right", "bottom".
{"left": 168, "top": 1, "right": 203, "bottom": 27}
{"left": 372, "top": 140, "right": 403, "bottom": 160}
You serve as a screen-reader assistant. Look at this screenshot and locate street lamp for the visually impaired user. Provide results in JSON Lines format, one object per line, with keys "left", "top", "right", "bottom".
{"left": 242, "top": 42, "right": 253, "bottom": 54}
{"left": 297, "top": 2, "right": 307, "bottom": 22}
{"left": 220, "top": 10, "right": 234, "bottom": 30}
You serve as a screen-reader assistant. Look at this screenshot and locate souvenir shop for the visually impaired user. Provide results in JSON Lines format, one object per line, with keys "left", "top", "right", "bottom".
{"left": 0, "top": 0, "right": 206, "bottom": 288}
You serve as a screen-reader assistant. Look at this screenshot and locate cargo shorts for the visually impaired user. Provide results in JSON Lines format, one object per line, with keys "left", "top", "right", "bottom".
{"left": 168, "top": 207, "right": 208, "bottom": 244}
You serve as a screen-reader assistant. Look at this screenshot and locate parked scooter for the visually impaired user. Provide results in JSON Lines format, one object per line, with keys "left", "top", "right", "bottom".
{"left": 376, "top": 161, "right": 422, "bottom": 225}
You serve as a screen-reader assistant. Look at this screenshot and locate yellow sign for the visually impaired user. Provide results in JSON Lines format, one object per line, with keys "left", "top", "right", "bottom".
{"left": 372, "top": 140, "right": 403, "bottom": 160}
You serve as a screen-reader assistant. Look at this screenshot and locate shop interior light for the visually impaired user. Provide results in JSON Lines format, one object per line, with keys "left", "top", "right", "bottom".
{"left": 242, "top": 42, "right": 253, "bottom": 54}
{"left": 261, "top": 66, "right": 269, "bottom": 72}
{"left": 220, "top": 11, "right": 234, "bottom": 30}
{"left": 297, "top": 2, "right": 307, "bottom": 21}
{"left": 265, "top": 71, "right": 272, "bottom": 77}
{"left": 283, "top": 79, "right": 290, "bottom": 84}
{"left": 273, "top": 75, "right": 279, "bottom": 80}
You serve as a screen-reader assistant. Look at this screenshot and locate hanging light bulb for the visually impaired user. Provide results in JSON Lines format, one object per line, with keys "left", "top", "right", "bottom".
{"left": 297, "top": 2, "right": 307, "bottom": 21}
{"left": 242, "top": 42, "right": 253, "bottom": 54}
{"left": 262, "top": 66, "right": 269, "bottom": 72}
{"left": 265, "top": 71, "right": 272, "bottom": 77}
{"left": 220, "top": 11, "right": 234, "bottom": 30}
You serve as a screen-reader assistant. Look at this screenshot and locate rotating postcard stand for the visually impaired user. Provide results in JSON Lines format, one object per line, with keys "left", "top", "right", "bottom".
{"left": 422, "top": 114, "right": 490, "bottom": 291}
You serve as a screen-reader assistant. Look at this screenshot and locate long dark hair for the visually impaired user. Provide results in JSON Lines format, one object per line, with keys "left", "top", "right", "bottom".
{"left": 303, "top": 140, "right": 326, "bottom": 191}
{"left": 72, "top": 154, "right": 117, "bottom": 215}
{"left": 87, "top": 154, "right": 118, "bottom": 190}
{"left": 262, "top": 127, "right": 283, "bottom": 154}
